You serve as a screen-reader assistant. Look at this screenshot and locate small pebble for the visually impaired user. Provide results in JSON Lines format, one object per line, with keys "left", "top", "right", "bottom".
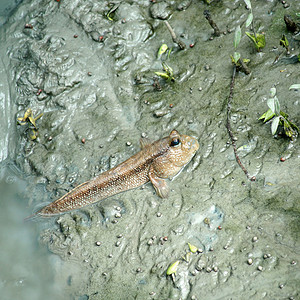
{"left": 204, "top": 65, "right": 210, "bottom": 71}
{"left": 152, "top": 236, "right": 157, "bottom": 240}
{"left": 102, "top": 272, "right": 107, "bottom": 276}
{"left": 198, "top": 248, "right": 204, "bottom": 253}
{"left": 156, "top": 212, "right": 162, "bottom": 217}
{"left": 163, "top": 236, "right": 168, "bottom": 241}
{"left": 112, "top": 219, "right": 118, "bottom": 224}
{"left": 252, "top": 236, "right": 258, "bottom": 242}
{"left": 74, "top": 34, "right": 78, "bottom": 38}
{"left": 108, "top": 254, "right": 113, "bottom": 258}
{"left": 198, "top": 87, "right": 202, "bottom": 91}
{"left": 141, "top": 132, "right": 147, "bottom": 138}
{"left": 279, "top": 284, "right": 284, "bottom": 289}
{"left": 68, "top": 251, "right": 73, "bottom": 256}
{"left": 149, "top": 291, "right": 156, "bottom": 296}
{"left": 213, "top": 266, "right": 218, "bottom": 272}
{"left": 95, "top": 241, "right": 101, "bottom": 246}
{"left": 291, "top": 260, "right": 296, "bottom": 265}
{"left": 247, "top": 258, "right": 253, "bottom": 265}
{"left": 81, "top": 138, "right": 86, "bottom": 144}
{"left": 280, "top": 157, "right": 286, "bottom": 162}
{"left": 126, "top": 141, "right": 131, "bottom": 146}
{"left": 115, "top": 241, "right": 120, "bottom": 247}
{"left": 147, "top": 239, "right": 153, "bottom": 246}
{"left": 87, "top": 72, "right": 92, "bottom": 76}
{"left": 206, "top": 267, "right": 212, "bottom": 273}
{"left": 209, "top": 36, "right": 214, "bottom": 40}
{"left": 136, "top": 268, "right": 142, "bottom": 273}
{"left": 283, "top": 3, "right": 290, "bottom": 8}
{"left": 117, "top": 234, "right": 123, "bottom": 238}
{"left": 257, "top": 265, "right": 263, "bottom": 271}
{"left": 115, "top": 212, "right": 121, "bottom": 218}
{"left": 116, "top": 206, "right": 121, "bottom": 211}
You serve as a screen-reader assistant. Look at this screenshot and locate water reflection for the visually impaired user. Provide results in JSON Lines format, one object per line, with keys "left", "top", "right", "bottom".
{"left": 0, "top": 161, "right": 64, "bottom": 300}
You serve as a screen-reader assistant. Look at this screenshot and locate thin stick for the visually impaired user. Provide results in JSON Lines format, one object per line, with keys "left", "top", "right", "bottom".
{"left": 164, "top": 21, "right": 186, "bottom": 50}
{"left": 203, "top": 10, "right": 221, "bottom": 37}
{"left": 226, "top": 65, "right": 253, "bottom": 180}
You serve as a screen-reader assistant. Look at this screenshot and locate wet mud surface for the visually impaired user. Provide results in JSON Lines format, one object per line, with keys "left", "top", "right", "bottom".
{"left": 1, "top": 0, "right": 300, "bottom": 299}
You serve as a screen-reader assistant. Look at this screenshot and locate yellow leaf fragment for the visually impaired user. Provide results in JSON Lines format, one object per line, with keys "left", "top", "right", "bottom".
{"left": 166, "top": 260, "right": 180, "bottom": 275}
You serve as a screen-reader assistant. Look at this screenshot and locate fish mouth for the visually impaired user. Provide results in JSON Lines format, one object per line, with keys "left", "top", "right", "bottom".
{"left": 185, "top": 136, "right": 199, "bottom": 153}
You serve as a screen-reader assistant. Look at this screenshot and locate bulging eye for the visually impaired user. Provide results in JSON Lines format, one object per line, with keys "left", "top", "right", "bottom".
{"left": 170, "top": 138, "right": 181, "bottom": 147}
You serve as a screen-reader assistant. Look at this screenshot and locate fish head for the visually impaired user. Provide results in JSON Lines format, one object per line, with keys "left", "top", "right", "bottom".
{"left": 166, "top": 129, "right": 199, "bottom": 167}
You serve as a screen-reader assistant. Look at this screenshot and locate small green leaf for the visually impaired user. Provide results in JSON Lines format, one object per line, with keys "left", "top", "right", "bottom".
{"left": 274, "top": 96, "right": 280, "bottom": 115}
{"left": 279, "top": 34, "right": 289, "bottom": 50}
{"left": 282, "top": 118, "right": 294, "bottom": 138}
{"left": 259, "top": 111, "right": 267, "bottom": 120}
{"left": 270, "top": 87, "right": 276, "bottom": 98}
{"left": 267, "top": 98, "right": 275, "bottom": 113}
{"left": 234, "top": 26, "right": 241, "bottom": 49}
{"left": 233, "top": 52, "right": 241, "bottom": 63}
{"left": 245, "top": 13, "right": 253, "bottom": 28}
{"left": 271, "top": 116, "right": 280, "bottom": 135}
{"left": 244, "top": 0, "right": 252, "bottom": 9}
{"left": 166, "top": 260, "right": 180, "bottom": 275}
{"left": 245, "top": 32, "right": 266, "bottom": 51}
{"left": 157, "top": 44, "right": 168, "bottom": 59}
{"left": 264, "top": 108, "right": 275, "bottom": 122}
{"left": 188, "top": 243, "right": 198, "bottom": 253}
{"left": 155, "top": 72, "right": 169, "bottom": 79}
{"left": 289, "top": 84, "right": 300, "bottom": 90}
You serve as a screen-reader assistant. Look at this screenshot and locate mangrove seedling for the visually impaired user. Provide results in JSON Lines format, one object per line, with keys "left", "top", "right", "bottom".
{"left": 259, "top": 87, "right": 299, "bottom": 139}
{"left": 280, "top": 34, "right": 290, "bottom": 54}
{"left": 17, "top": 108, "right": 43, "bottom": 140}
{"left": 157, "top": 43, "right": 171, "bottom": 60}
{"left": 155, "top": 62, "right": 175, "bottom": 82}
{"left": 244, "top": 0, "right": 266, "bottom": 51}
{"left": 231, "top": 25, "right": 251, "bottom": 74}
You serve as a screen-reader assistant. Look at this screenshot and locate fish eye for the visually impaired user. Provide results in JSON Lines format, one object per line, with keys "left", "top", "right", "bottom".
{"left": 170, "top": 138, "right": 181, "bottom": 147}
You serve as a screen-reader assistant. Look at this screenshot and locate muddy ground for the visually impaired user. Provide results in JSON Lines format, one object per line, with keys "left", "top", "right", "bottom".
{"left": 0, "top": 0, "right": 299, "bottom": 299}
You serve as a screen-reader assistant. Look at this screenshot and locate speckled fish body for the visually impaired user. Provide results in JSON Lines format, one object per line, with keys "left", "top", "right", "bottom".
{"left": 34, "top": 130, "right": 199, "bottom": 217}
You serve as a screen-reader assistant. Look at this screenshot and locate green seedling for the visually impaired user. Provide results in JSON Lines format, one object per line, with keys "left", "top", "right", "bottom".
{"left": 166, "top": 260, "right": 180, "bottom": 276}
{"left": 106, "top": 3, "right": 119, "bottom": 21}
{"left": 232, "top": 25, "right": 241, "bottom": 64}
{"left": 259, "top": 87, "right": 299, "bottom": 139}
{"left": 244, "top": 0, "right": 265, "bottom": 51}
{"left": 280, "top": 34, "right": 289, "bottom": 53}
{"left": 17, "top": 108, "right": 43, "bottom": 140}
{"left": 188, "top": 243, "right": 198, "bottom": 254}
{"left": 157, "top": 44, "right": 168, "bottom": 59}
{"left": 155, "top": 62, "right": 175, "bottom": 82}
{"left": 245, "top": 32, "right": 265, "bottom": 51}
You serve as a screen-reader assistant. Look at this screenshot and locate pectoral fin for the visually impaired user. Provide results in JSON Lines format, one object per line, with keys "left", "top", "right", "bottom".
{"left": 149, "top": 165, "right": 169, "bottom": 198}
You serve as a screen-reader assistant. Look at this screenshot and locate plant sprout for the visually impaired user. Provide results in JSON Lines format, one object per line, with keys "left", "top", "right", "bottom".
{"left": 244, "top": 0, "right": 265, "bottom": 51}
{"left": 259, "top": 86, "right": 299, "bottom": 139}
